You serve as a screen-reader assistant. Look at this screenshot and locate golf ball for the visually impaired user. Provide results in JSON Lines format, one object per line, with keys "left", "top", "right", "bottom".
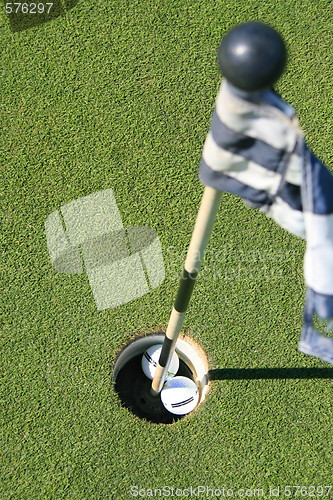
{"left": 141, "top": 344, "right": 179, "bottom": 381}
{"left": 161, "top": 376, "right": 199, "bottom": 415}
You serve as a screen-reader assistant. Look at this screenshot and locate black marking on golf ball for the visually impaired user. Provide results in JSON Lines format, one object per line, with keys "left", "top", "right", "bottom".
{"left": 171, "top": 396, "right": 195, "bottom": 408}
{"left": 114, "top": 354, "right": 195, "bottom": 424}
{"left": 144, "top": 352, "right": 157, "bottom": 367}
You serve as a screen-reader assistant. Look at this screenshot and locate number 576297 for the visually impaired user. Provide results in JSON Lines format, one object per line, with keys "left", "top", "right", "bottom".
{"left": 5, "top": 3, "right": 54, "bottom": 14}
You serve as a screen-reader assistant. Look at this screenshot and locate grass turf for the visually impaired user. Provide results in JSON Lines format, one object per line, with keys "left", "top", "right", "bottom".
{"left": 1, "top": 0, "right": 333, "bottom": 498}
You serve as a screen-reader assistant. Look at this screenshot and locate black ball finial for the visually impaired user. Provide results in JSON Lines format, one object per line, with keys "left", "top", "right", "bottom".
{"left": 217, "top": 21, "right": 287, "bottom": 92}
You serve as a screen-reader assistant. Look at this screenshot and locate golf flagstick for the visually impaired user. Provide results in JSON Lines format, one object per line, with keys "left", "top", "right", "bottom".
{"left": 151, "top": 186, "right": 223, "bottom": 396}
{"left": 151, "top": 23, "right": 285, "bottom": 397}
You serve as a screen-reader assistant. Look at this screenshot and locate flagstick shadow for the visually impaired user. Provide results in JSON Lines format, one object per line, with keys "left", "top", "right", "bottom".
{"left": 208, "top": 367, "right": 333, "bottom": 380}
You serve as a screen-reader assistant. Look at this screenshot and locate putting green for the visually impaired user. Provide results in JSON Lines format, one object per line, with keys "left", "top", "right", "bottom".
{"left": 1, "top": 0, "right": 332, "bottom": 498}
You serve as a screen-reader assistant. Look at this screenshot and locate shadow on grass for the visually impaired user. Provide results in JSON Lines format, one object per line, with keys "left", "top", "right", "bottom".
{"left": 208, "top": 367, "right": 333, "bottom": 380}
{"left": 4, "top": 0, "right": 80, "bottom": 32}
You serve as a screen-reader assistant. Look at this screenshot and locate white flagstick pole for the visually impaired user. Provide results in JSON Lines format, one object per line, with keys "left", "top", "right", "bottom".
{"left": 151, "top": 186, "right": 223, "bottom": 396}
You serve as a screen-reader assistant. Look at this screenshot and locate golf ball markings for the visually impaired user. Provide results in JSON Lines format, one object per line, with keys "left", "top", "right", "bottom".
{"left": 141, "top": 345, "right": 179, "bottom": 381}
{"left": 161, "top": 376, "right": 199, "bottom": 415}
{"left": 170, "top": 395, "right": 195, "bottom": 409}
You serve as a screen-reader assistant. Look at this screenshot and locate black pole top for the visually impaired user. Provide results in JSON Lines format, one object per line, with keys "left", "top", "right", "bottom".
{"left": 217, "top": 21, "right": 287, "bottom": 92}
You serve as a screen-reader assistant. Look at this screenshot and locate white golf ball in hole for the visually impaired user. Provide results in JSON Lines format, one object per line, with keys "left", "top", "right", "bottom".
{"left": 141, "top": 345, "right": 179, "bottom": 381}
{"left": 161, "top": 376, "right": 199, "bottom": 415}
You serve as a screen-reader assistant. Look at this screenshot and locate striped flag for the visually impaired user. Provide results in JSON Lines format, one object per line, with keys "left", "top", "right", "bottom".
{"left": 199, "top": 79, "right": 333, "bottom": 364}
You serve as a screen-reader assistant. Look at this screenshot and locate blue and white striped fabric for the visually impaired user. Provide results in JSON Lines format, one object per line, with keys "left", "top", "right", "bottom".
{"left": 199, "top": 79, "right": 333, "bottom": 339}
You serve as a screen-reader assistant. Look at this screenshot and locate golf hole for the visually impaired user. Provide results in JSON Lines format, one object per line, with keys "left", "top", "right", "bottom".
{"left": 112, "top": 332, "right": 210, "bottom": 424}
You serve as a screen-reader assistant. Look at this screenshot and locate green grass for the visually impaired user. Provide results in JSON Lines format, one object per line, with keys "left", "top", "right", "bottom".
{"left": 1, "top": 0, "right": 332, "bottom": 498}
